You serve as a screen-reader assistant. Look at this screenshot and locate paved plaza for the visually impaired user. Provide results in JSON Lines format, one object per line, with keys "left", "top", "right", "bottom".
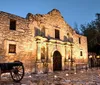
{"left": 0, "top": 68, "right": 100, "bottom": 85}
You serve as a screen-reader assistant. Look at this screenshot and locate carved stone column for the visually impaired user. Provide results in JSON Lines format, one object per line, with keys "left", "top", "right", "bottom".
{"left": 35, "top": 41, "right": 43, "bottom": 73}
{"left": 46, "top": 41, "right": 51, "bottom": 72}
{"left": 36, "top": 41, "right": 41, "bottom": 61}
{"left": 70, "top": 44, "right": 74, "bottom": 69}
{"left": 64, "top": 44, "right": 67, "bottom": 70}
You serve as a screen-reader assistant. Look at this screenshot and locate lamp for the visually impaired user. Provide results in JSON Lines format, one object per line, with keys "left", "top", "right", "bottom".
{"left": 89, "top": 55, "right": 92, "bottom": 58}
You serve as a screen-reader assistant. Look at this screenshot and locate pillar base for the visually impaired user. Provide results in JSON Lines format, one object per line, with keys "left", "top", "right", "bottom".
{"left": 35, "top": 61, "right": 43, "bottom": 74}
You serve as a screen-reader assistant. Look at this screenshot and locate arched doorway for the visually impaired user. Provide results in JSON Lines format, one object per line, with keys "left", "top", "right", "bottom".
{"left": 53, "top": 51, "right": 62, "bottom": 71}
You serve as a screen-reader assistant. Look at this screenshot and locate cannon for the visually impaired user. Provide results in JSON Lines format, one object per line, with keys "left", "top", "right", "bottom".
{"left": 0, "top": 61, "right": 24, "bottom": 82}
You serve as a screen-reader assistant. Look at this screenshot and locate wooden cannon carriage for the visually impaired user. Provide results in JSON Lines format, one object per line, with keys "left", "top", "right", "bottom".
{"left": 0, "top": 61, "right": 24, "bottom": 82}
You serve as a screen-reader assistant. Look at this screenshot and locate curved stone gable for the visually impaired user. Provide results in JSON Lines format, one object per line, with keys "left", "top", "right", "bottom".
{"left": 27, "top": 9, "right": 74, "bottom": 33}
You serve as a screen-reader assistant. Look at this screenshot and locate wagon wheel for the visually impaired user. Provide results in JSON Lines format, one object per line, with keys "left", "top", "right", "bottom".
{"left": 10, "top": 64, "right": 24, "bottom": 82}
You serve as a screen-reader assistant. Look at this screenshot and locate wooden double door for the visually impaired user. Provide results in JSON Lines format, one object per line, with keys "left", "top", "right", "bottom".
{"left": 53, "top": 51, "right": 62, "bottom": 71}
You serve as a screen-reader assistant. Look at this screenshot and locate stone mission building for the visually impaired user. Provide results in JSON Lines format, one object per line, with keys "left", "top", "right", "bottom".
{"left": 0, "top": 9, "right": 88, "bottom": 73}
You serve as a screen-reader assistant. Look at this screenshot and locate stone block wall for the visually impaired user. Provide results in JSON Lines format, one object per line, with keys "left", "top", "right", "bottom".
{"left": 0, "top": 9, "right": 88, "bottom": 72}
{"left": 0, "top": 11, "right": 37, "bottom": 72}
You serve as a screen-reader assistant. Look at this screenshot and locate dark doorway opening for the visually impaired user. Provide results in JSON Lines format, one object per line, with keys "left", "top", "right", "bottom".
{"left": 53, "top": 51, "right": 62, "bottom": 71}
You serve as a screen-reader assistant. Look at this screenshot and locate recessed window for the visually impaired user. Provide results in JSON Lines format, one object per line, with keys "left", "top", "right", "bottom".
{"left": 80, "top": 51, "right": 83, "bottom": 56}
{"left": 79, "top": 37, "right": 81, "bottom": 44}
{"left": 41, "top": 47, "right": 45, "bottom": 62}
{"left": 10, "top": 19, "right": 16, "bottom": 30}
{"left": 67, "top": 33, "right": 70, "bottom": 38}
{"left": 41, "top": 28, "right": 45, "bottom": 37}
{"left": 55, "top": 29, "right": 60, "bottom": 39}
{"left": 9, "top": 44, "right": 16, "bottom": 53}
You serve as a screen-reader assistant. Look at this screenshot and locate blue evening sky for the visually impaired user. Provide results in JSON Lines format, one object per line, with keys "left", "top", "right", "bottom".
{"left": 0, "top": 0, "right": 100, "bottom": 28}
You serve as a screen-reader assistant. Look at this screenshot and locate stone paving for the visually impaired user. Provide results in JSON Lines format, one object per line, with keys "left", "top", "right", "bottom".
{"left": 0, "top": 68, "right": 100, "bottom": 85}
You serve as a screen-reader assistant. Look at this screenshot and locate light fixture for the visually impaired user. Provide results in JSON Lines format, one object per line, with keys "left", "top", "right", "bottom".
{"left": 66, "top": 73, "right": 69, "bottom": 76}
{"left": 54, "top": 75, "right": 57, "bottom": 78}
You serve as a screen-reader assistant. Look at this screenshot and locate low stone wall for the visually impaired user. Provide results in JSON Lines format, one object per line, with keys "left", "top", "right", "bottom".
{"left": 76, "top": 63, "right": 88, "bottom": 70}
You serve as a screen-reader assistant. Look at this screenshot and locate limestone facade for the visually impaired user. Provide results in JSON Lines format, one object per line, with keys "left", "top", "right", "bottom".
{"left": 0, "top": 9, "right": 88, "bottom": 73}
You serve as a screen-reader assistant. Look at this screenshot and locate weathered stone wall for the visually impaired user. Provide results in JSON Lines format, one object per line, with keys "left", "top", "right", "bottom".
{"left": 73, "top": 33, "right": 88, "bottom": 64}
{"left": 0, "top": 11, "right": 36, "bottom": 72}
{"left": 0, "top": 9, "right": 88, "bottom": 72}
{"left": 27, "top": 9, "right": 88, "bottom": 71}
{"left": 32, "top": 9, "right": 73, "bottom": 39}
{"left": 28, "top": 9, "right": 88, "bottom": 63}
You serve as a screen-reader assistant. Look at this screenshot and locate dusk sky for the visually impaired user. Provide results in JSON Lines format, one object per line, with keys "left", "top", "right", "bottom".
{"left": 0, "top": 0, "right": 100, "bottom": 28}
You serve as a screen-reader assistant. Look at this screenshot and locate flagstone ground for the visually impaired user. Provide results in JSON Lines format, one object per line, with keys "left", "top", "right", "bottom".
{"left": 0, "top": 68, "right": 100, "bottom": 85}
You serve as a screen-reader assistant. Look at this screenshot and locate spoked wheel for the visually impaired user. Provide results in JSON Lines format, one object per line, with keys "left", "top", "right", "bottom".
{"left": 10, "top": 64, "right": 24, "bottom": 82}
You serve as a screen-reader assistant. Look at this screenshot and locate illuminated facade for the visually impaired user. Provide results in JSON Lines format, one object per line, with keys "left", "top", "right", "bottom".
{"left": 0, "top": 9, "right": 88, "bottom": 73}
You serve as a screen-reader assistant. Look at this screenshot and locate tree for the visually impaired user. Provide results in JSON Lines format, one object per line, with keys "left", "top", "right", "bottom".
{"left": 74, "top": 22, "right": 80, "bottom": 34}
{"left": 80, "top": 13, "right": 100, "bottom": 55}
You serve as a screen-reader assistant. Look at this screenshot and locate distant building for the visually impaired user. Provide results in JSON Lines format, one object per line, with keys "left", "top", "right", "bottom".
{"left": 0, "top": 9, "right": 88, "bottom": 73}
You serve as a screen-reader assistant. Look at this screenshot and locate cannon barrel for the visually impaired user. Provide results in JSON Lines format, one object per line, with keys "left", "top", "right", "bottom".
{"left": 0, "top": 61, "right": 23, "bottom": 70}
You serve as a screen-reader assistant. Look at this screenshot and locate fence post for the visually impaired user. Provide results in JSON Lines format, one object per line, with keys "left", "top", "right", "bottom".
{"left": 74, "top": 64, "right": 77, "bottom": 74}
